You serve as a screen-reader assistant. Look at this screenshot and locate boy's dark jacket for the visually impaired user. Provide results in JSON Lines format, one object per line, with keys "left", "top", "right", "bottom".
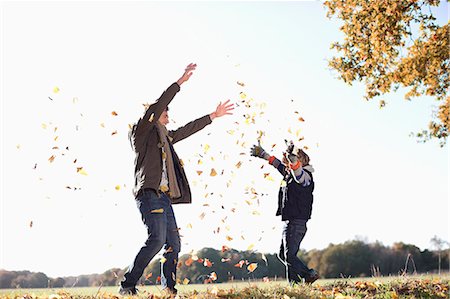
{"left": 273, "top": 163, "right": 314, "bottom": 221}
{"left": 129, "top": 83, "right": 212, "bottom": 204}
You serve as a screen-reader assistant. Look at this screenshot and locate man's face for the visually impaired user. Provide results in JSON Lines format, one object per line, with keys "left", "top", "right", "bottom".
{"left": 158, "top": 110, "right": 169, "bottom": 125}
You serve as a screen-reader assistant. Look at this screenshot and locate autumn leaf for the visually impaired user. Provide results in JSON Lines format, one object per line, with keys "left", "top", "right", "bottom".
{"left": 111, "top": 111, "right": 118, "bottom": 116}
{"left": 298, "top": 117, "right": 305, "bottom": 122}
{"left": 203, "top": 258, "right": 213, "bottom": 267}
{"left": 115, "top": 185, "right": 121, "bottom": 191}
{"left": 53, "top": 87, "right": 60, "bottom": 93}
{"left": 182, "top": 278, "right": 190, "bottom": 285}
{"left": 237, "top": 81, "right": 245, "bottom": 87}
{"left": 235, "top": 161, "right": 242, "bottom": 168}
{"left": 210, "top": 168, "right": 217, "bottom": 176}
{"left": 77, "top": 167, "right": 88, "bottom": 176}
{"left": 226, "top": 235, "right": 233, "bottom": 241}
{"left": 48, "top": 155, "right": 55, "bottom": 163}
{"left": 29, "top": 221, "right": 33, "bottom": 228}
{"left": 199, "top": 212, "right": 206, "bottom": 220}
{"left": 247, "top": 263, "right": 258, "bottom": 273}
{"left": 196, "top": 170, "right": 203, "bottom": 176}
{"left": 160, "top": 257, "right": 167, "bottom": 264}
{"left": 210, "top": 272, "right": 218, "bottom": 281}
{"left": 111, "top": 130, "right": 118, "bottom": 136}
{"left": 185, "top": 257, "right": 194, "bottom": 267}
{"left": 234, "top": 260, "right": 245, "bottom": 268}
{"left": 145, "top": 273, "right": 153, "bottom": 280}
{"left": 240, "top": 92, "right": 247, "bottom": 99}
{"left": 247, "top": 244, "right": 255, "bottom": 251}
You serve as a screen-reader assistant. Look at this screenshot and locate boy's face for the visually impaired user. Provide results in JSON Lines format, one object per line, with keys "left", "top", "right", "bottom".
{"left": 158, "top": 110, "right": 169, "bottom": 125}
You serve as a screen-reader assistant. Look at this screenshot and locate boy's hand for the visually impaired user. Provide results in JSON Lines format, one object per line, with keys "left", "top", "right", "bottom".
{"left": 250, "top": 142, "right": 270, "bottom": 160}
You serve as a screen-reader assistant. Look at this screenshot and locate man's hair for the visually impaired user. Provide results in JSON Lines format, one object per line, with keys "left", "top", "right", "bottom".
{"left": 297, "top": 148, "right": 310, "bottom": 166}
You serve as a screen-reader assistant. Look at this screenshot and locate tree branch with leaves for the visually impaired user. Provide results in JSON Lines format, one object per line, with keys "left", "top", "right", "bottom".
{"left": 324, "top": 0, "right": 449, "bottom": 146}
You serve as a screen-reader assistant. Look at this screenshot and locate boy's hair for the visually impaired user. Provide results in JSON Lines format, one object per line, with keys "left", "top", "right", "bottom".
{"left": 297, "top": 148, "right": 310, "bottom": 166}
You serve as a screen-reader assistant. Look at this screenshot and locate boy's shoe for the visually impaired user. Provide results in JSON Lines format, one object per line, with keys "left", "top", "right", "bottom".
{"left": 118, "top": 285, "right": 138, "bottom": 295}
{"left": 305, "top": 270, "right": 320, "bottom": 284}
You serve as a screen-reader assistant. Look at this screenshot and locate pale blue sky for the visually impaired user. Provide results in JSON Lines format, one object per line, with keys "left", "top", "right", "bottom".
{"left": 1, "top": 1, "right": 448, "bottom": 277}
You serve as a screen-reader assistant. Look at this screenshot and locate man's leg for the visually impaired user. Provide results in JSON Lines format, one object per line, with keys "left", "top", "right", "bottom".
{"left": 161, "top": 195, "right": 181, "bottom": 293}
{"left": 283, "top": 219, "right": 311, "bottom": 284}
{"left": 121, "top": 192, "right": 167, "bottom": 289}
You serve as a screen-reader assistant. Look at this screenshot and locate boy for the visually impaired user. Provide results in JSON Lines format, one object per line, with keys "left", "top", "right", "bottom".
{"left": 250, "top": 140, "right": 319, "bottom": 285}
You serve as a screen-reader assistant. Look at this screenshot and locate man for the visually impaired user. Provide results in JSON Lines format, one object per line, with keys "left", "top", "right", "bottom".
{"left": 250, "top": 140, "right": 319, "bottom": 285}
{"left": 120, "top": 63, "right": 234, "bottom": 295}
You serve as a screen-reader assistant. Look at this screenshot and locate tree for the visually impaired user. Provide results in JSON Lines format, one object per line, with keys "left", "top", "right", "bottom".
{"left": 430, "top": 235, "right": 446, "bottom": 274}
{"left": 324, "top": 0, "right": 449, "bottom": 146}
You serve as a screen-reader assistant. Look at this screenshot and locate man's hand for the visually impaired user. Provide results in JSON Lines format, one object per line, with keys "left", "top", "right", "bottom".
{"left": 177, "top": 63, "right": 197, "bottom": 86}
{"left": 210, "top": 100, "right": 234, "bottom": 120}
{"left": 250, "top": 141, "right": 270, "bottom": 160}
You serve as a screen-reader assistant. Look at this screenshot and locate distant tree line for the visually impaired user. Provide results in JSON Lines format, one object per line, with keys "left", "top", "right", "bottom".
{"left": 1, "top": 240, "right": 448, "bottom": 288}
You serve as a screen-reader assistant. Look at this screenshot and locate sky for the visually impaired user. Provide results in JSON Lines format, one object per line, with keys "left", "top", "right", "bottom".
{"left": 1, "top": 1, "right": 449, "bottom": 278}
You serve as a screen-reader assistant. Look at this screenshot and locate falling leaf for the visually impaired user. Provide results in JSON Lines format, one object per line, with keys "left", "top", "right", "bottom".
{"left": 145, "top": 273, "right": 153, "bottom": 280}
{"left": 186, "top": 223, "right": 193, "bottom": 229}
{"left": 379, "top": 100, "right": 386, "bottom": 109}
{"left": 41, "top": 123, "right": 47, "bottom": 129}
{"left": 54, "top": 136, "right": 59, "bottom": 141}
{"left": 234, "top": 260, "right": 245, "bottom": 268}
{"left": 182, "top": 278, "right": 190, "bottom": 285}
{"left": 29, "top": 221, "right": 33, "bottom": 228}
{"left": 77, "top": 167, "right": 88, "bottom": 176}
{"left": 16, "top": 144, "right": 21, "bottom": 149}
{"left": 237, "top": 81, "right": 245, "bottom": 87}
{"left": 210, "top": 272, "right": 217, "bottom": 281}
{"left": 160, "top": 257, "right": 167, "bottom": 264}
{"left": 203, "top": 144, "right": 210, "bottom": 153}
{"left": 298, "top": 117, "right": 305, "bottom": 122}
{"left": 210, "top": 168, "right": 217, "bottom": 176}
{"left": 53, "top": 87, "right": 60, "bottom": 93}
{"left": 198, "top": 159, "right": 203, "bottom": 165}
{"left": 247, "top": 263, "right": 258, "bottom": 273}
{"left": 261, "top": 253, "right": 268, "bottom": 265}
{"left": 226, "top": 235, "right": 233, "bottom": 241}
{"left": 196, "top": 170, "right": 203, "bottom": 176}
{"left": 203, "top": 258, "right": 213, "bottom": 267}
{"left": 111, "top": 130, "right": 118, "bottom": 136}
{"left": 199, "top": 212, "right": 206, "bottom": 220}
{"left": 247, "top": 244, "right": 255, "bottom": 251}
{"left": 111, "top": 111, "right": 118, "bottom": 116}
{"left": 115, "top": 185, "right": 121, "bottom": 191}
{"left": 240, "top": 92, "right": 247, "bottom": 99}
{"left": 100, "top": 123, "right": 105, "bottom": 128}
{"left": 156, "top": 276, "right": 161, "bottom": 283}
{"left": 235, "top": 161, "right": 242, "bottom": 168}
{"left": 185, "top": 257, "right": 194, "bottom": 267}
{"left": 48, "top": 155, "right": 55, "bottom": 163}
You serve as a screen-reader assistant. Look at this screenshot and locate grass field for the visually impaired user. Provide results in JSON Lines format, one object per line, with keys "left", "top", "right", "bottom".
{"left": 0, "top": 274, "right": 448, "bottom": 298}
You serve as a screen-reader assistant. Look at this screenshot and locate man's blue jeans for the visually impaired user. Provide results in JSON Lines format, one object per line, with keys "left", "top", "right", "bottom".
{"left": 278, "top": 219, "right": 312, "bottom": 284}
{"left": 122, "top": 189, "right": 180, "bottom": 291}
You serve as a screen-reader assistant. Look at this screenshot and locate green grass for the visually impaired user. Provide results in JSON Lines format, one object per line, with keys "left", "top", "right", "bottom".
{"left": 0, "top": 275, "right": 448, "bottom": 298}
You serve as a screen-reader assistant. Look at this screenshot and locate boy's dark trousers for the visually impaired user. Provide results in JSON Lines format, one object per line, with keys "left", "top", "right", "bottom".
{"left": 278, "top": 219, "right": 312, "bottom": 284}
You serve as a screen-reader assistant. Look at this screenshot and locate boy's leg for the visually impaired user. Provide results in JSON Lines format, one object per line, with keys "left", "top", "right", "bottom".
{"left": 122, "top": 191, "right": 168, "bottom": 288}
{"left": 283, "top": 219, "right": 311, "bottom": 284}
{"left": 161, "top": 195, "right": 181, "bottom": 293}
